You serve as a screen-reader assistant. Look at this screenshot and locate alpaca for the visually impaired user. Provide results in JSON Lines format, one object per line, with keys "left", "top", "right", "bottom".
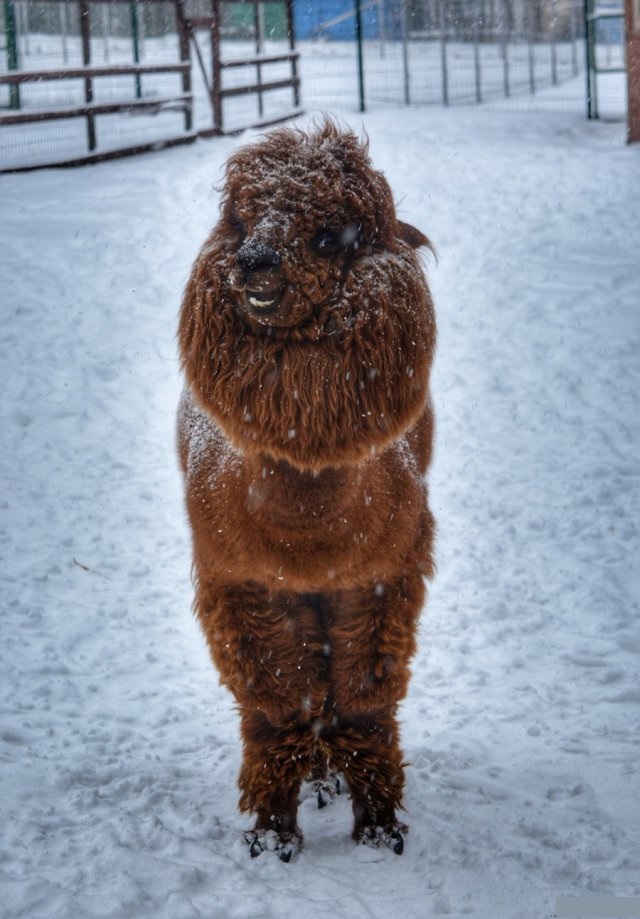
{"left": 177, "top": 120, "right": 436, "bottom": 860}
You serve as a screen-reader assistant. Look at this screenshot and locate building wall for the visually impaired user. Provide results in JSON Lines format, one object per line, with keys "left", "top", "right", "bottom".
{"left": 292, "top": 0, "right": 581, "bottom": 43}
{"left": 293, "top": 1, "right": 385, "bottom": 41}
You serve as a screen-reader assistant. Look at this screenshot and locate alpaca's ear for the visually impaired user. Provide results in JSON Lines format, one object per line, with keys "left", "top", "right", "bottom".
{"left": 397, "top": 220, "right": 432, "bottom": 250}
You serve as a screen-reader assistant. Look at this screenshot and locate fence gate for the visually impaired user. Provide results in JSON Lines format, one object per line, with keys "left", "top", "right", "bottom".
{"left": 585, "top": 0, "right": 626, "bottom": 120}
{"left": 183, "top": 0, "right": 301, "bottom": 136}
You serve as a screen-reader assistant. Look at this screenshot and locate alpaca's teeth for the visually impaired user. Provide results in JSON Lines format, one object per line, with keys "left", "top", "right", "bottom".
{"left": 249, "top": 296, "right": 274, "bottom": 309}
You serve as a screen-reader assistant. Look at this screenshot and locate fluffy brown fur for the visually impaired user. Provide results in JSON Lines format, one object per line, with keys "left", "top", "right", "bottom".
{"left": 177, "top": 120, "right": 436, "bottom": 860}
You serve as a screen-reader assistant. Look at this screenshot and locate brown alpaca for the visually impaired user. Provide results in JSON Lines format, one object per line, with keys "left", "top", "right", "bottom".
{"left": 177, "top": 120, "right": 436, "bottom": 861}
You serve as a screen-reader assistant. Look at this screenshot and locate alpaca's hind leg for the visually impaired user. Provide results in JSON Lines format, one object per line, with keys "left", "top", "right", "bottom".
{"left": 239, "top": 711, "right": 313, "bottom": 861}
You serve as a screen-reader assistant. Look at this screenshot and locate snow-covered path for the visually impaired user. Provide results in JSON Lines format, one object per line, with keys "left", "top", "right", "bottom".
{"left": 1, "top": 108, "right": 639, "bottom": 919}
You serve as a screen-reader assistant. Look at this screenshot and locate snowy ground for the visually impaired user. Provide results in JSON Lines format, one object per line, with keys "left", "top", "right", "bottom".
{"left": 1, "top": 105, "right": 639, "bottom": 919}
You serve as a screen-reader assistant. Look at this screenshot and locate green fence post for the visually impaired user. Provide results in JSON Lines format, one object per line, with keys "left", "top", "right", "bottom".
{"left": 354, "top": 0, "right": 365, "bottom": 112}
{"left": 130, "top": 2, "right": 142, "bottom": 98}
{"left": 79, "top": 0, "right": 96, "bottom": 150}
{"left": 584, "top": 0, "right": 595, "bottom": 119}
{"left": 4, "top": 0, "right": 20, "bottom": 109}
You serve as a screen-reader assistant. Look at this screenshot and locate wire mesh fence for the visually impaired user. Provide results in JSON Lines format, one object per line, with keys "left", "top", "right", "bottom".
{"left": 0, "top": 0, "right": 194, "bottom": 168}
{"left": 1, "top": 1, "right": 184, "bottom": 95}
{"left": 308, "top": 33, "right": 586, "bottom": 110}
{"left": 297, "top": 0, "right": 598, "bottom": 113}
{"left": 0, "top": 0, "right": 629, "bottom": 171}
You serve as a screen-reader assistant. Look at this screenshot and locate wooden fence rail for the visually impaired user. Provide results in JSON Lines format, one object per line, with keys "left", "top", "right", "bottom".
{"left": 0, "top": 63, "right": 193, "bottom": 142}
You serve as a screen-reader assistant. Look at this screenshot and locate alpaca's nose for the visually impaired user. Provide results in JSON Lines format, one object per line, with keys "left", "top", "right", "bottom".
{"left": 236, "top": 239, "right": 282, "bottom": 275}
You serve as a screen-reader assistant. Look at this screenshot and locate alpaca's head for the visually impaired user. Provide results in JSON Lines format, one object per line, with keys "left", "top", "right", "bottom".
{"left": 221, "top": 119, "right": 427, "bottom": 332}
{"left": 179, "top": 120, "right": 436, "bottom": 469}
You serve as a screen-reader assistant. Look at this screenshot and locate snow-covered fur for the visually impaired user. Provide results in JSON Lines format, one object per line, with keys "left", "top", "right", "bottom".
{"left": 177, "top": 120, "right": 436, "bottom": 857}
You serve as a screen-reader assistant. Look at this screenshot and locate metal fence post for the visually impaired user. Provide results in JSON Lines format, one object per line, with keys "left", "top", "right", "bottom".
{"left": 502, "top": 0, "right": 510, "bottom": 98}
{"left": 528, "top": 12, "right": 536, "bottom": 95}
{"left": 79, "top": 0, "right": 96, "bottom": 150}
{"left": 4, "top": 0, "right": 20, "bottom": 109}
{"left": 473, "top": 19, "right": 481, "bottom": 104}
{"left": 584, "top": 0, "right": 595, "bottom": 118}
{"left": 211, "top": 0, "right": 223, "bottom": 131}
{"left": 439, "top": 0, "right": 448, "bottom": 105}
{"left": 550, "top": 6, "right": 558, "bottom": 85}
{"left": 400, "top": 0, "right": 410, "bottom": 105}
{"left": 130, "top": 2, "right": 142, "bottom": 98}
{"left": 355, "top": 0, "right": 365, "bottom": 112}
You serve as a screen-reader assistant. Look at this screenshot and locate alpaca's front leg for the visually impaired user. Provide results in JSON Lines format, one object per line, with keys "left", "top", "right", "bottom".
{"left": 329, "top": 574, "right": 424, "bottom": 852}
{"left": 239, "top": 711, "right": 313, "bottom": 861}
{"left": 193, "top": 582, "right": 330, "bottom": 859}
{"left": 329, "top": 709, "right": 407, "bottom": 853}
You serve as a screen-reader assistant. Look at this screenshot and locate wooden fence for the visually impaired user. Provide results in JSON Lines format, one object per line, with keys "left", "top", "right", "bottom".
{"left": 0, "top": 0, "right": 301, "bottom": 170}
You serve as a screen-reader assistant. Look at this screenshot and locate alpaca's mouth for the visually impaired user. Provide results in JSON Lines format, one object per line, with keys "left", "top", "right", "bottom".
{"left": 247, "top": 290, "right": 280, "bottom": 312}
{"left": 244, "top": 287, "right": 283, "bottom": 317}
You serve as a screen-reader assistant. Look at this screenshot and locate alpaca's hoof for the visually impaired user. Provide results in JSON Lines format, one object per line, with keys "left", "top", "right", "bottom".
{"left": 314, "top": 773, "right": 342, "bottom": 809}
{"left": 244, "top": 828, "right": 302, "bottom": 862}
{"left": 356, "top": 822, "right": 408, "bottom": 855}
{"left": 300, "top": 771, "right": 342, "bottom": 808}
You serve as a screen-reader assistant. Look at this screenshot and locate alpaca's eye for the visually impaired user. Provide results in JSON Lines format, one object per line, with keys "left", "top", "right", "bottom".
{"left": 311, "top": 225, "right": 362, "bottom": 257}
{"left": 227, "top": 211, "right": 246, "bottom": 241}
{"left": 310, "top": 228, "right": 342, "bottom": 256}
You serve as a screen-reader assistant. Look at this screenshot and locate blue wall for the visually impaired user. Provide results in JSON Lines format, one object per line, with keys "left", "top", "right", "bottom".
{"left": 293, "top": 1, "right": 403, "bottom": 42}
